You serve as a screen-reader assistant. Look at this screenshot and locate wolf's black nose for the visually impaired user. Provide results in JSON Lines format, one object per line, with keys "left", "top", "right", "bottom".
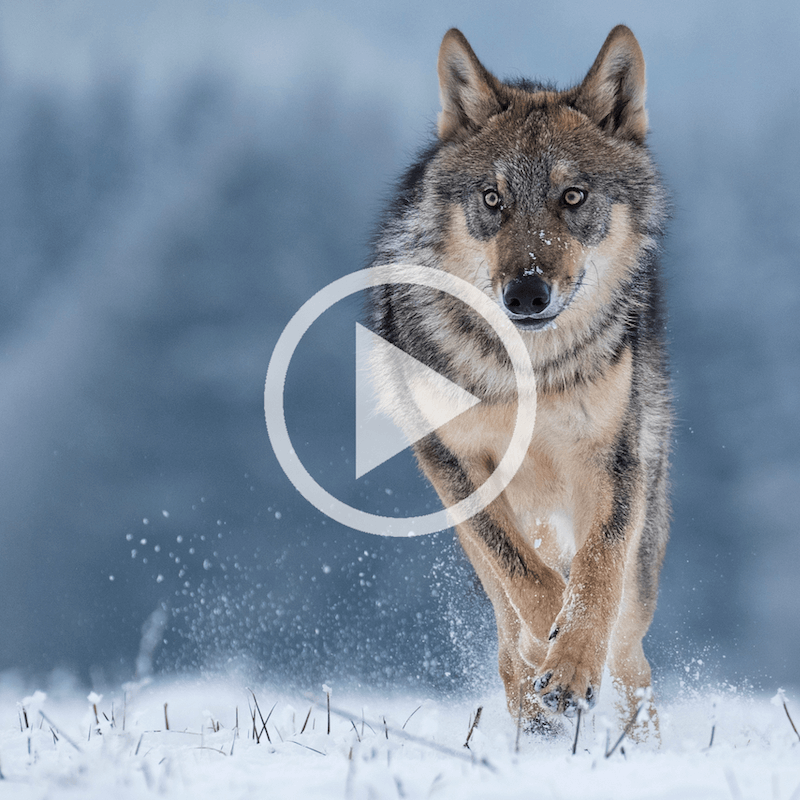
{"left": 503, "top": 275, "right": 551, "bottom": 316}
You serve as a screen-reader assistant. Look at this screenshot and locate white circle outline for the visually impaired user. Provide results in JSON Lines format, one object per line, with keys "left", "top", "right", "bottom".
{"left": 264, "top": 265, "right": 537, "bottom": 536}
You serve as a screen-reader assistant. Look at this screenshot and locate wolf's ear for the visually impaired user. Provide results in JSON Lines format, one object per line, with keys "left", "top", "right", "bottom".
{"left": 437, "top": 29, "right": 502, "bottom": 141}
{"left": 574, "top": 25, "right": 648, "bottom": 144}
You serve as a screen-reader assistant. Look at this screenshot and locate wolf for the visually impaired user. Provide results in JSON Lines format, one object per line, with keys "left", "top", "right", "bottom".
{"left": 368, "top": 25, "right": 671, "bottom": 731}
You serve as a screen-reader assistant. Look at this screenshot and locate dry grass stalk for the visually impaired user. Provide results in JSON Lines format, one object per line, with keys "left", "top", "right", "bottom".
{"left": 781, "top": 698, "right": 800, "bottom": 743}
{"left": 291, "top": 741, "right": 326, "bottom": 756}
{"left": 605, "top": 702, "right": 643, "bottom": 759}
{"left": 40, "top": 711, "right": 82, "bottom": 753}
{"left": 248, "top": 690, "right": 273, "bottom": 744}
{"left": 321, "top": 699, "right": 496, "bottom": 771}
{"left": 514, "top": 683, "right": 523, "bottom": 754}
{"left": 571, "top": 707, "right": 582, "bottom": 756}
{"left": 402, "top": 706, "right": 422, "bottom": 730}
{"left": 326, "top": 689, "right": 331, "bottom": 735}
{"left": 464, "top": 706, "right": 483, "bottom": 749}
{"left": 300, "top": 707, "right": 312, "bottom": 735}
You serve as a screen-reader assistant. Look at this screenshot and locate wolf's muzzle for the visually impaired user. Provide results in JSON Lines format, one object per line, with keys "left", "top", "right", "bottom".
{"left": 502, "top": 275, "right": 557, "bottom": 329}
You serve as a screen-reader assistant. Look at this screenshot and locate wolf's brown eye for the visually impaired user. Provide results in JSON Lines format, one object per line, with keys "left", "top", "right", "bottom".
{"left": 483, "top": 189, "right": 501, "bottom": 209}
{"left": 562, "top": 188, "right": 587, "bottom": 207}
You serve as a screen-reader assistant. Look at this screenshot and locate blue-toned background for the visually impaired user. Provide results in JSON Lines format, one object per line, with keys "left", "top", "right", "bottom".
{"left": 1, "top": 0, "right": 798, "bottom": 692}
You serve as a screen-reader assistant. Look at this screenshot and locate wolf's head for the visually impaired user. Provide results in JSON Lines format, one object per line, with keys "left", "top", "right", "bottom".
{"left": 373, "top": 27, "right": 667, "bottom": 393}
{"left": 427, "top": 26, "right": 664, "bottom": 336}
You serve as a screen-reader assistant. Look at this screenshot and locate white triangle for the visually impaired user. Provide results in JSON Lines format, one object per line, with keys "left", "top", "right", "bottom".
{"left": 355, "top": 323, "right": 482, "bottom": 480}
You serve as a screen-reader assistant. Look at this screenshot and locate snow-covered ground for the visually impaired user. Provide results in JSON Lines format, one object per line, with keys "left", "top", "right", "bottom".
{"left": 1, "top": 675, "right": 798, "bottom": 799}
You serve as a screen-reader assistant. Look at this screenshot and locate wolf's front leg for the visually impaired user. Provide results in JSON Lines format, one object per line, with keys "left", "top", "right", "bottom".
{"left": 456, "top": 518, "right": 565, "bottom": 722}
{"left": 414, "top": 434, "right": 567, "bottom": 722}
{"left": 532, "top": 537, "right": 627, "bottom": 716}
{"left": 532, "top": 443, "right": 643, "bottom": 717}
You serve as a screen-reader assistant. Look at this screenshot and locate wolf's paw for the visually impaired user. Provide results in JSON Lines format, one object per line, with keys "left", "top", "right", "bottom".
{"left": 533, "top": 666, "right": 598, "bottom": 718}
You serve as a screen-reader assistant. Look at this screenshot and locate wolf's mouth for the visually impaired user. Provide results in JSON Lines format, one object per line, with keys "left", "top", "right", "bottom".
{"left": 508, "top": 314, "right": 559, "bottom": 330}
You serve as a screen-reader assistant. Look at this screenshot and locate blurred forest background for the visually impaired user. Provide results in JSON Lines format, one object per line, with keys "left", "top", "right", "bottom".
{"left": 0, "top": 0, "right": 798, "bottom": 693}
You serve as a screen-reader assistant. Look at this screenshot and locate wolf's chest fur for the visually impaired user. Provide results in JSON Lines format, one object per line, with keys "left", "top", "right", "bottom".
{"left": 427, "top": 342, "right": 634, "bottom": 573}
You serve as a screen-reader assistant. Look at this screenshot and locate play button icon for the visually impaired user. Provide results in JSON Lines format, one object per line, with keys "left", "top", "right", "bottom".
{"left": 354, "top": 323, "right": 482, "bottom": 480}
{"left": 264, "top": 264, "right": 537, "bottom": 536}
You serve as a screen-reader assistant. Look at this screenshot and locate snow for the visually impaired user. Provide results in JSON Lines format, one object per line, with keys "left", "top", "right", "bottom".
{"left": 1, "top": 676, "right": 799, "bottom": 799}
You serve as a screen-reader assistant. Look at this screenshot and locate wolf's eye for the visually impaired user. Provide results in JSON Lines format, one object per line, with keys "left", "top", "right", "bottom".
{"left": 483, "top": 189, "right": 501, "bottom": 209}
{"left": 562, "top": 188, "right": 587, "bottom": 207}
